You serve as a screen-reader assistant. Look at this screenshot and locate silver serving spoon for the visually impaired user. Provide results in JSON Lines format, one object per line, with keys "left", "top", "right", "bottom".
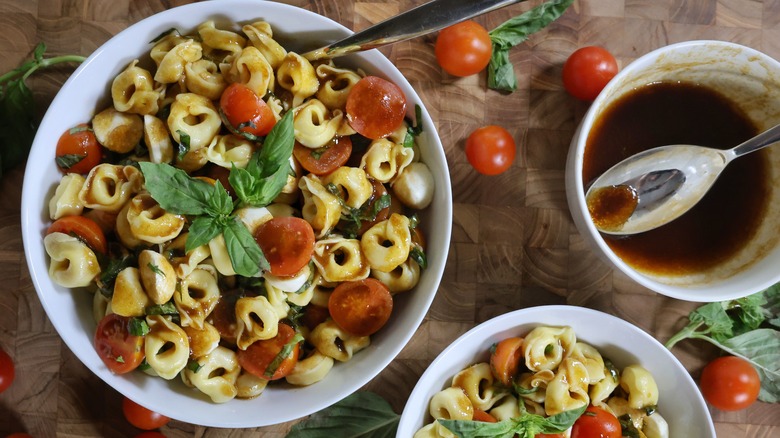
{"left": 302, "top": 0, "right": 524, "bottom": 60}
{"left": 585, "top": 122, "right": 780, "bottom": 235}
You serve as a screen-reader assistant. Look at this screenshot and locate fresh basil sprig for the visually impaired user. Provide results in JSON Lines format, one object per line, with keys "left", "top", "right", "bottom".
{"left": 0, "top": 42, "right": 85, "bottom": 178}
{"left": 286, "top": 391, "right": 400, "bottom": 437}
{"left": 665, "top": 286, "right": 780, "bottom": 402}
{"left": 439, "top": 405, "right": 586, "bottom": 438}
{"left": 487, "top": 0, "right": 574, "bottom": 92}
{"left": 229, "top": 110, "right": 295, "bottom": 207}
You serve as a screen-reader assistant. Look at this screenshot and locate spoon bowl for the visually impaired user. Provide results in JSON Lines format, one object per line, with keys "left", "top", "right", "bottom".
{"left": 586, "top": 122, "right": 780, "bottom": 235}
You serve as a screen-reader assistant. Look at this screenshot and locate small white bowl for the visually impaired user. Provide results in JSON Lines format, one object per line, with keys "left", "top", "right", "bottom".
{"left": 20, "top": 0, "right": 452, "bottom": 428}
{"left": 566, "top": 40, "right": 780, "bottom": 302}
{"left": 397, "top": 306, "right": 715, "bottom": 438}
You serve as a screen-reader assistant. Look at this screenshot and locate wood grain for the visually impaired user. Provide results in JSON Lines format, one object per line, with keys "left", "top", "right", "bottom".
{"left": 0, "top": 0, "right": 778, "bottom": 436}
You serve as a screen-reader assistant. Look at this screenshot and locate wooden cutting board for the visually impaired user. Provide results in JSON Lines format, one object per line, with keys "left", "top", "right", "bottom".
{"left": 0, "top": 0, "right": 778, "bottom": 436}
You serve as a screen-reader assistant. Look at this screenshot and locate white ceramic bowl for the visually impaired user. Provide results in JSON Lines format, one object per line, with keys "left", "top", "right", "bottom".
{"left": 566, "top": 40, "right": 780, "bottom": 302}
{"left": 397, "top": 306, "right": 715, "bottom": 438}
{"left": 20, "top": 0, "right": 452, "bottom": 428}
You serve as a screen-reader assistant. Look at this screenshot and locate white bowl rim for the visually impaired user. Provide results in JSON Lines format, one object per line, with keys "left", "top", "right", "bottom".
{"left": 20, "top": 0, "right": 452, "bottom": 428}
{"left": 396, "top": 305, "right": 716, "bottom": 438}
{"left": 569, "top": 40, "right": 780, "bottom": 302}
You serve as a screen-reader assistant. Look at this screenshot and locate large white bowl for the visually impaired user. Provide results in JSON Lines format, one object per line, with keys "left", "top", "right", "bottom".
{"left": 566, "top": 40, "right": 780, "bottom": 302}
{"left": 20, "top": 0, "right": 452, "bottom": 428}
{"left": 397, "top": 306, "right": 715, "bottom": 438}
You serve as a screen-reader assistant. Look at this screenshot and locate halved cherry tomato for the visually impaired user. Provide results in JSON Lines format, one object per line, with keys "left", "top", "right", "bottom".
{"left": 55, "top": 124, "right": 102, "bottom": 174}
{"left": 472, "top": 408, "right": 498, "bottom": 423}
{"left": 435, "top": 20, "right": 492, "bottom": 77}
{"left": 465, "top": 125, "right": 516, "bottom": 175}
{"left": 489, "top": 336, "right": 524, "bottom": 386}
{"left": 219, "top": 83, "right": 276, "bottom": 137}
{"left": 700, "top": 356, "right": 761, "bottom": 411}
{"left": 562, "top": 46, "right": 618, "bottom": 101}
{"left": 571, "top": 405, "right": 621, "bottom": 438}
{"left": 94, "top": 314, "right": 144, "bottom": 374}
{"left": 0, "top": 347, "right": 15, "bottom": 394}
{"left": 254, "top": 217, "right": 315, "bottom": 277}
{"left": 346, "top": 76, "right": 407, "bottom": 139}
{"left": 328, "top": 278, "right": 393, "bottom": 337}
{"left": 238, "top": 323, "right": 300, "bottom": 380}
{"left": 47, "top": 215, "right": 108, "bottom": 255}
{"left": 122, "top": 396, "right": 170, "bottom": 430}
{"left": 293, "top": 136, "right": 352, "bottom": 175}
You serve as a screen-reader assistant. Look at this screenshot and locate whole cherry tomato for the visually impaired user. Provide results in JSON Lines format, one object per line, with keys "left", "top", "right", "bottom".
{"left": 562, "top": 46, "right": 618, "bottom": 101}
{"left": 699, "top": 356, "right": 761, "bottom": 411}
{"left": 465, "top": 125, "right": 516, "bottom": 175}
{"left": 435, "top": 20, "right": 493, "bottom": 77}
{"left": 0, "top": 347, "right": 15, "bottom": 394}
{"left": 122, "top": 396, "right": 170, "bottom": 430}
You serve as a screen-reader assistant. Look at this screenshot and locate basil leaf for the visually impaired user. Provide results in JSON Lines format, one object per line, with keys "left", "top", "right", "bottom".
{"left": 222, "top": 218, "right": 268, "bottom": 277}
{"left": 129, "top": 317, "right": 150, "bottom": 336}
{"left": 139, "top": 162, "right": 216, "bottom": 215}
{"left": 145, "top": 301, "right": 178, "bottom": 316}
{"left": 440, "top": 405, "right": 585, "bottom": 438}
{"left": 538, "top": 404, "right": 587, "bottom": 432}
{"left": 207, "top": 180, "right": 235, "bottom": 217}
{"left": 487, "top": 0, "right": 574, "bottom": 92}
{"left": 176, "top": 129, "right": 191, "bottom": 160}
{"left": 0, "top": 79, "right": 37, "bottom": 176}
{"left": 286, "top": 391, "right": 400, "bottom": 438}
{"left": 254, "top": 110, "right": 295, "bottom": 175}
{"left": 438, "top": 418, "right": 518, "bottom": 438}
{"left": 55, "top": 153, "right": 85, "bottom": 169}
{"left": 186, "top": 216, "right": 225, "bottom": 252}
{"left": 722, "top": 328, "right": 780, "bottom": 403}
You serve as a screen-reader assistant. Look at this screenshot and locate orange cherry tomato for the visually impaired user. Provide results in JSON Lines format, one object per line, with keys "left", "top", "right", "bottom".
{"left": 293, "top": 136, "right": 352, "bottom": 175}
{"left": 700, "top": 356, "right": 761, "bottom": 411}
{"left": 489, "top": 336, "right": 524, "bottom": 386}
{"left": 219, "top": 83, "right": 276, "bottom": 138}
{"left": 465, "top": 125, "right": 516, "bottom": 175}
{"left": 472, "top": 408, "right": 498, "bottom": 423}
{"left": 94, "top": 314, "right": 144, "bottom": 374}
{"left": 0, "top": 347, "right": 15, "bottom": 394}
{"left": 238, "top": 323, "right": 300, "bottom": 380}
{"left": 55, "top": 124, "right": 102, "bottom": 174}
{"left": 571, "top": 405, "right": 621, "bottom": 438}
{"left": 254, "top": 217, "right": 315, "bottom": 277}
{"left": 328, "top": 278, "right": 393, "bottom": 337}
{"left": 47, "top": 215, "right": 108, "bottom": 255}
{"left": 562, "top": 46, "right": 618, "bottom": 101}
{"left": 122, "top": 396, "right": 170, "bottom": 430}
{"left": 435, "top": 20, "right": 492, "bottom": 77}
{"left": 346, "top": 76, "right": 407, "bottom": 140}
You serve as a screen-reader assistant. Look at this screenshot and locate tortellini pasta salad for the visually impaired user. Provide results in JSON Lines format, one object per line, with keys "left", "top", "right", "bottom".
{"left": 415, "top": 326, "right": 670, "bottom": 438}
{"left": 43, "top": 18, "right": 436, "bottom": 404}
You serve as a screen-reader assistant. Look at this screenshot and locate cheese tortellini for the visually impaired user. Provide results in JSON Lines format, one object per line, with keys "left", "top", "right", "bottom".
{"left": 416, "top": 326, "right": 669, "bottom": 438}
{"left": 44, "top": 17, "right": 434, "bottom": 405}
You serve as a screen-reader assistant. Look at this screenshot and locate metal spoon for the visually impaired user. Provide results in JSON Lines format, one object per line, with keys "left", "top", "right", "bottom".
{"left": 302, "top": 0, "right": 523, "bottom": 61}
{"left": 585, "top": 122, "right": 780, "bottom": 235}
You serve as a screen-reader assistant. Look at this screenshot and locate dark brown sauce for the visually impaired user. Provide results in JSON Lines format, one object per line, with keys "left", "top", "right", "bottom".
{"left": 587, "top": 185, "right": 638, "bottom": 232}
{"left": 583, "top": 81, "right": 769, "bottom": 276}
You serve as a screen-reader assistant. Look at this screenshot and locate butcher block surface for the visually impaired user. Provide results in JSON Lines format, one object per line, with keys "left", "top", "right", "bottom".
{"left": 0, "top": 0, "right": 778, "bottom": 436}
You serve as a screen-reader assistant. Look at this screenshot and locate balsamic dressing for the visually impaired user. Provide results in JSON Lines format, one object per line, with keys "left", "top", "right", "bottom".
{"left": 583, "top": 82, "right": 769, "bottom": 276}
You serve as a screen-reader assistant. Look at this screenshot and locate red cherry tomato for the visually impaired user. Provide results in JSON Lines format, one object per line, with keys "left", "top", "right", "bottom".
{"left": 700, "top": 356, "right": 761, "bottom": 411}
{"left": 346, "top": 76, "right": 407, "bottom": 139}
{"left": 293, "top": 136, "right": 352, "bottom": 175}
{"left": 122, "top": 396, "right": 170, "bottom": 430}
{"left": 354, "top": 178, "right": 391, "bottom": 236}
{"left": 328, "top": 278, "right": 393, "bottom": 337}
{"left": 237, "top": 323, "right": 300, "bottom": 380}
{"left": 465, "top": 125, "right": 516, "bottom": 175}
{"left": 94, "top": 314, "right": 144, "bottom": 374}
{"left": 536, "top": 434, "right": 565, "bottom": 438}
{"left": 489, "top": 337, "right": 524, "bottom": 386}
{"left": 254, "top": 217, "right": 316, "bottom": 277}
{"left": 47, "top": 215, "right": 108, "bottom": 255}
{"left": 571, "top": 405, "right": 621, "bottom": 438}
{"left": 472, "top": 408, "right": 498, "bottom": 423}
{"left": 55, "top": 124, "right": 102, "bottom": 174}
{"left": 562, "top": 46, "right": 618, "bottom": 101}
{"left": 0, "top": 347, "right": 15, "bottom": 394}
{"left": 219, "top": 82, "right": 276, "bottom": 137}
{"left": 435, "top": 20, "right": 492, "bottom": 77}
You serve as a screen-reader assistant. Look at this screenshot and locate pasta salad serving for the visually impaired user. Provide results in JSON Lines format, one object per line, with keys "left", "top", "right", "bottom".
{"left": 415, "top": 325, "right": 669, "bottom": 438}
{"left": 42, "top": 18, "right": 435, "bottom": 404}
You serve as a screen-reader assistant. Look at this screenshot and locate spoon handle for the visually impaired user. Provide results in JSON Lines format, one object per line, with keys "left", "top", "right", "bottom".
{"left": 303, "top": 0, "right": 523, "bottom": 60}
{"left": 731, "top": 122, "right": 780, "bottom": 159}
